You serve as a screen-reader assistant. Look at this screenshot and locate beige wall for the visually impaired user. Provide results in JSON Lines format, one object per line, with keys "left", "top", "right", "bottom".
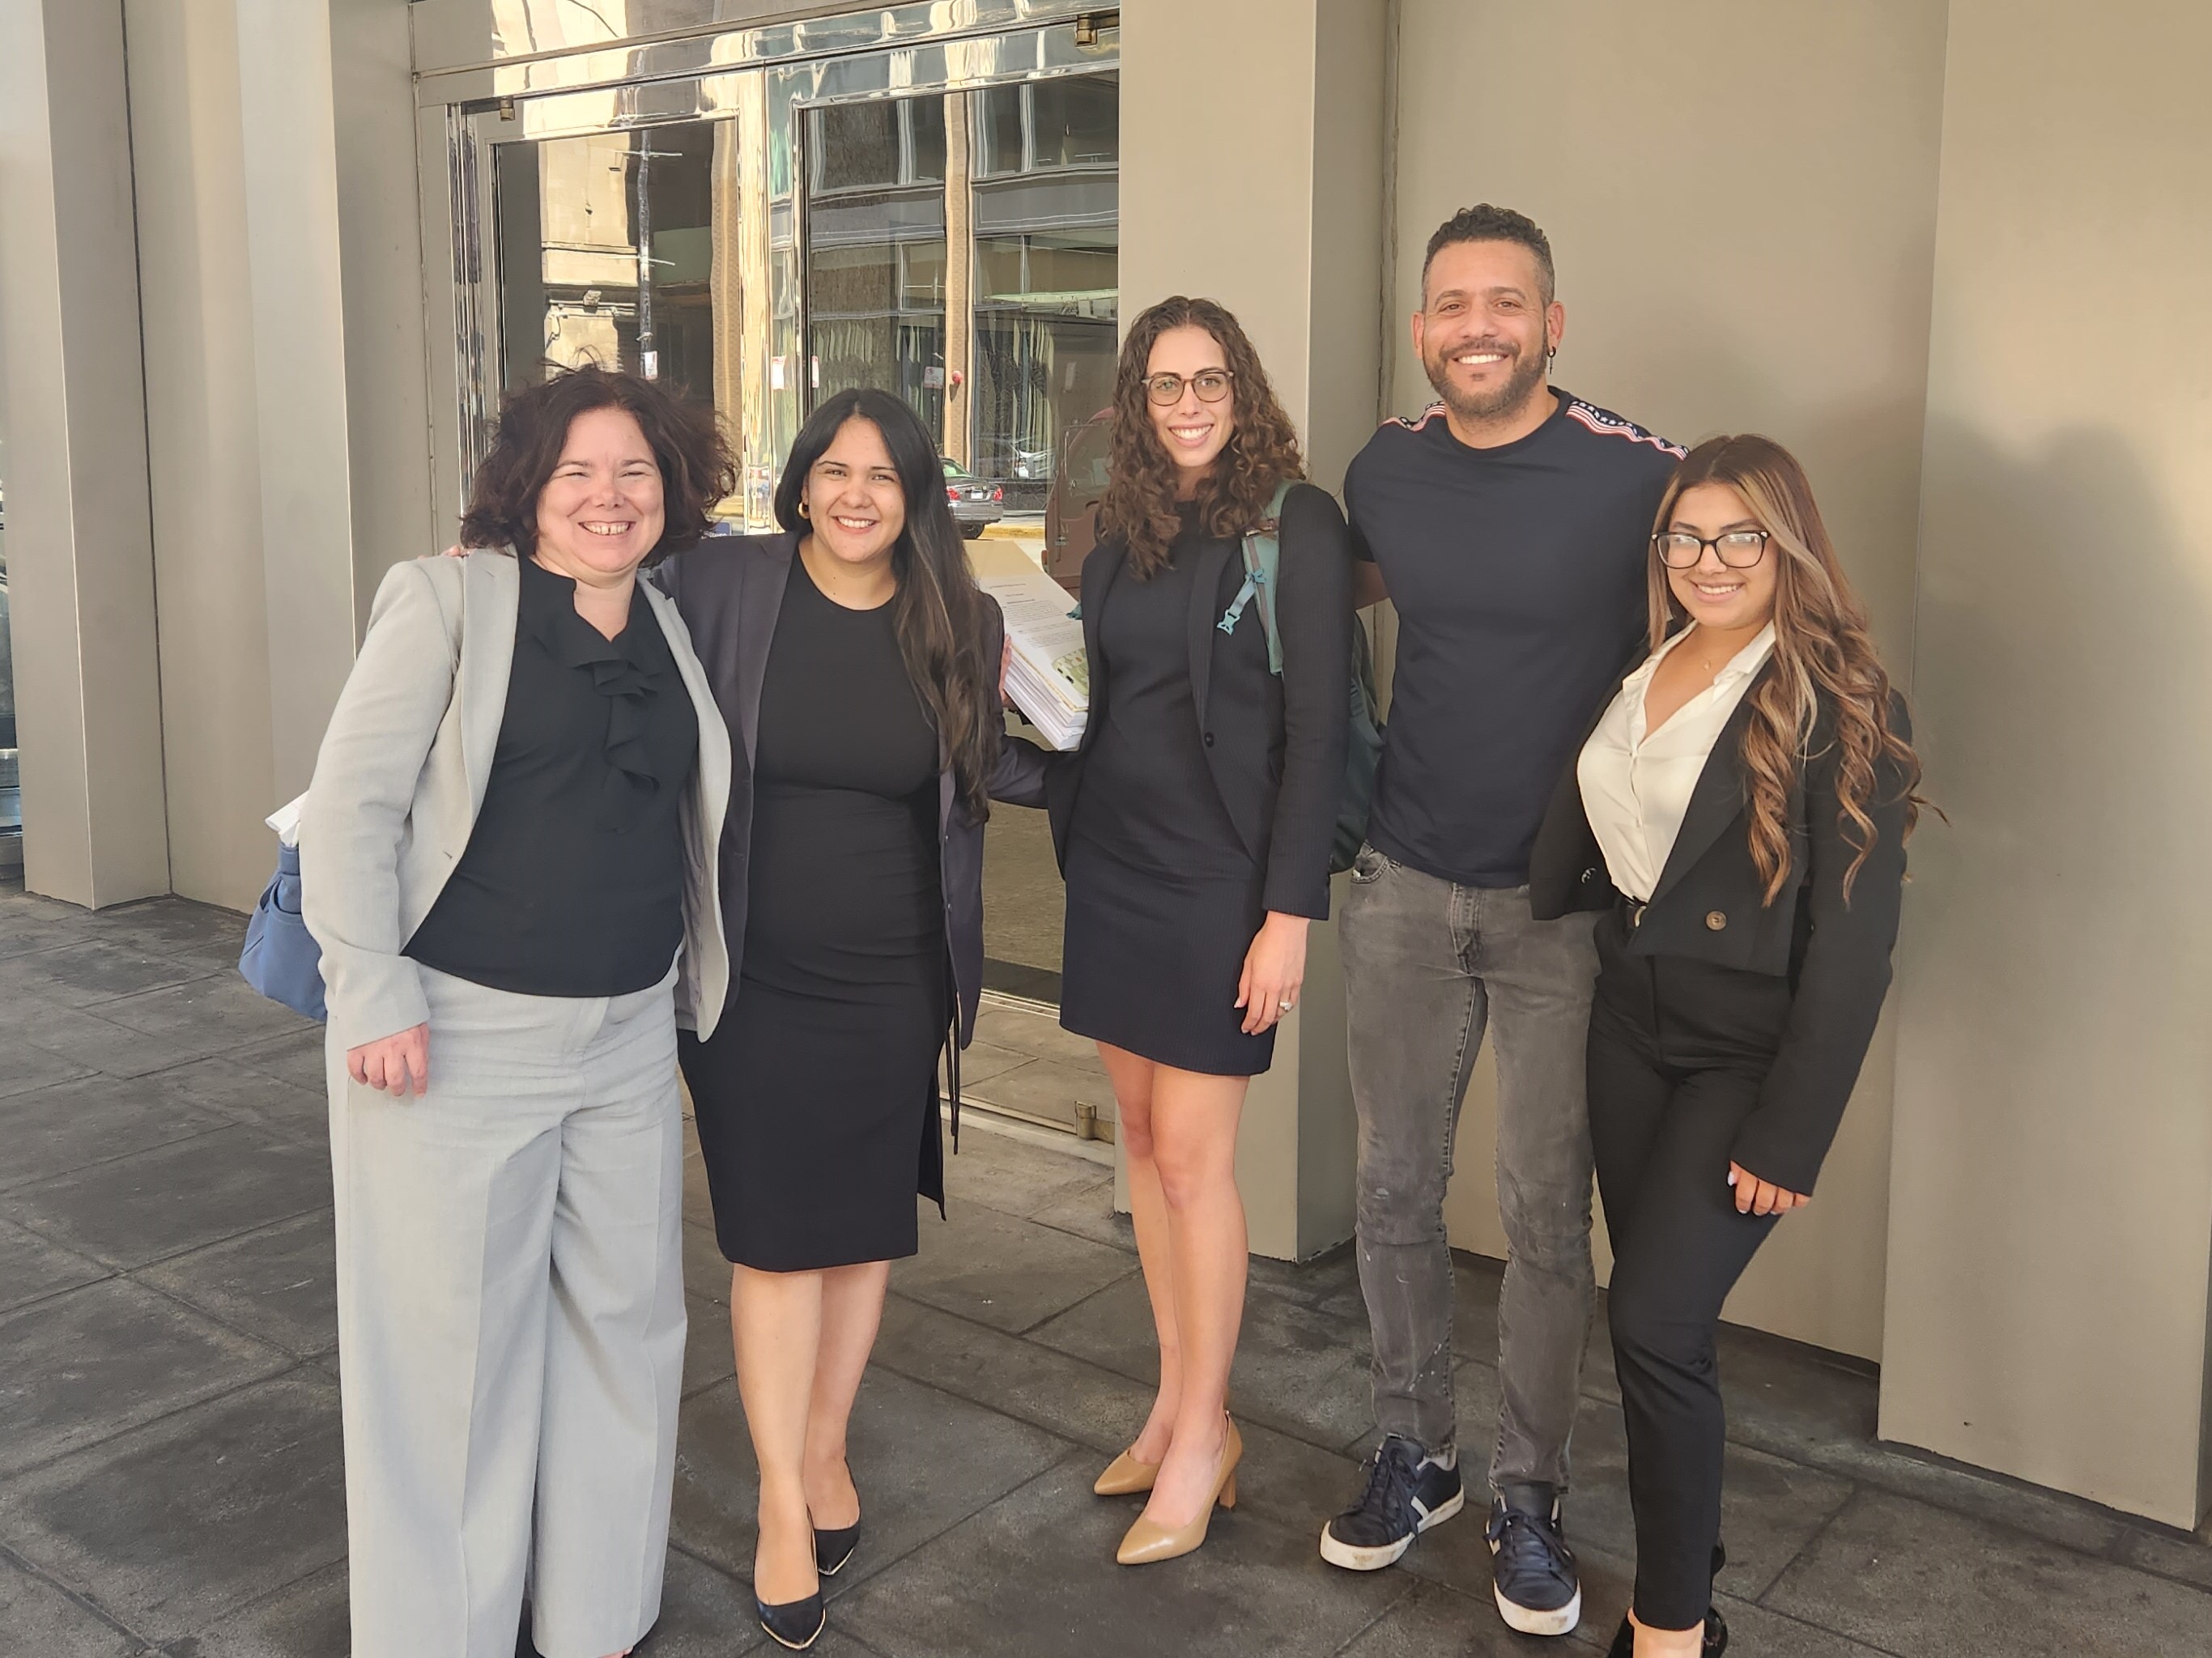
{"left": 1120, "top": 0, "right": 1388, "bottom": 1258}
{"left": 1394, "top": 0, "right": 1950, "bottom": 1362}
{"left": 1883, "top": 0, "right": 2212, "bottom": 1529}
{"left": 0, "top": 0, "right": 172, "bottom": 908}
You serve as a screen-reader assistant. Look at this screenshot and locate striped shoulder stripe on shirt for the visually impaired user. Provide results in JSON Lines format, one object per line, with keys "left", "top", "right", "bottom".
{"left": 1563, "top": 399, "right": 1687, "bottom": 457}
{"left": 1383, "top": 402, "right": 1449, "bottom": 432}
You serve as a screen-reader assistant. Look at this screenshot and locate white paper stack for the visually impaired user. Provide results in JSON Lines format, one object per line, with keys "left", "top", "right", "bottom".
{"left": 971, "top": 542, "right": 1090, "bottom": 750}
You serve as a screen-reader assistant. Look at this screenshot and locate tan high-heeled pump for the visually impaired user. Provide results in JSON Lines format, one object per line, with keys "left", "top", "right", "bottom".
{"left": 1093, "top": 1448, "right": 1160, "bottom": 1496}
{"left": 1115, "top": 1418, "right": 1242, "bottom": 1566}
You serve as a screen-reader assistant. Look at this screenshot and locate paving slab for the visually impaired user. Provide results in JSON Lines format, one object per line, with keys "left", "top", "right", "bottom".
{"left": 970, "top": 1003, "right": 1104, "bottom": 1071}
{"left": 174, "top": 1561, "right": 351, "bottom": 1658}
{"left": 138, "top": 1211, "right": 338, "bottom": 1358}
{"left": 154, "top": 1056, "right": 328, "bottom": 1141}
{"left": 681, "top": 1293, "right": 736, "bottom": 1399}
{"left": 3, "top": 1125, "right": 329, "bottom": 1270}
{"left": 86, "top": 898, "right": 252, "bottom": 960}
{"left": 0, "top": 1278, "right": 290, "bottom": 1476}
{"left": 0, "top": 1553, "right": 147, "bottom": 1656}
{"left": 225, "top": 1030, "right": 326, "bottom": 1096}
{"left": 0, "top": 888, "right": 104, "bottom": 959}
{"left": 0, "top": 940, "right": 211, "bottom": 1010}
{"left": 871, "top": 1290, "right": 1155, "bottom": 1458}
{"left": 1031, "top": 1268, "right": 1375, "bottom": 1452}
{"left": 0, "top": 1371, "right": 347, "bottom": 1644}
{"left": 1021, "top": 1171, "right": 1134, "bottom": 1250}
{"left": 961, "top": 1057, "right": 1117, "bottom": 1133}
{"left": 0, "top": 1037, "right": 96, "bottom": 1103}
{"left": 0, "top": 1073, "right": 233, "bottom": 1192}
{"left": 1329, "top": 1575, "right": 1612, "bottom": 1655}
{"left": 1563, "top": 1392, "right": 1855, "bottom": 1604}
{"left": 942, "top": 1124, "right": 1113, "bottom": 1223}
{"left": 0, "top": 1003, "right": 237, "bottom": 1082}
{"left": 668, "top": 1367, "right": 1070, "bottom": 1588}
{"left": 889, "top": 1197, "right": 1136, "bottom": 1336}
{"left": 87, "top": 976, "right": 317, "bottom": 1056}
{"left": 832, "top": 1458, "right": 1411, "bottom": 1658}
{"left": 0, "top": 1216, "right": 108, "bottom": 1315}
{"left": 1763, "top": 1485, "right": 2212, "bottom": 1657}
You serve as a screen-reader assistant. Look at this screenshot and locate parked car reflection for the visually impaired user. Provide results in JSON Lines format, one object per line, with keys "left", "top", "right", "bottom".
{"left": 943, "top": 457, "right": 1006, "bottom": 540}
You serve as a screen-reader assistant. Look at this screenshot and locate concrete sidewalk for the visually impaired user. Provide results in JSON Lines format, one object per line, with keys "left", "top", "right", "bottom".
{"left": 2, "top": 876, "right": 2207, "bottom": 1656}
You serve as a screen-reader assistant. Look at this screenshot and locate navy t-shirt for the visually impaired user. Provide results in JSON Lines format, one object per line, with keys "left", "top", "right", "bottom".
{"left": 1345, "top": 389, "right": 1682, "bottom": 887}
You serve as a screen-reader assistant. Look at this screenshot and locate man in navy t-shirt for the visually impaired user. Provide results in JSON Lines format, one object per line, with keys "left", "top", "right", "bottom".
{"left": 1317, "top": 206, "right": 1681, "bottom": 1641}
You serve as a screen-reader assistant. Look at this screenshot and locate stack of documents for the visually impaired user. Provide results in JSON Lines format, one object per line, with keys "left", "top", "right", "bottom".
{"left": 971, "top": 542, "right": 1091, "bottom": 751}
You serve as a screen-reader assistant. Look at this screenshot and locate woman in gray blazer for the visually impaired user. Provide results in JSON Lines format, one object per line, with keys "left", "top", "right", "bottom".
{"left": 300, "top": 367, "right": 733, "bottom": 1658}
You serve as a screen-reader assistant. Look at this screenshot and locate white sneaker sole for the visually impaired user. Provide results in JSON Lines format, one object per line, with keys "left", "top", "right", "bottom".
{"left": 1492, "top": 1581, "right": 1581, "bottom": 1637}
{"left": 1317, "top": 1486, "right": 1466, "bottom": 1571}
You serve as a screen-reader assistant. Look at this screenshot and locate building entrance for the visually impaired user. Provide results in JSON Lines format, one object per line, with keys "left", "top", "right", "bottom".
{"left": 423, "top": 2, "right": 1119, "bottom": 1135}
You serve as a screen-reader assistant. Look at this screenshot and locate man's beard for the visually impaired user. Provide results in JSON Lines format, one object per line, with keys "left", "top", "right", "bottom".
{"left": 1423, "top": 338, "right": 1548, "bottom": 423}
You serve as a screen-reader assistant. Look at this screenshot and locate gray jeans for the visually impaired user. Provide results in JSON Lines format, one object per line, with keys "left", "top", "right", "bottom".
{"left": 1340, "top": 844, "right": 1598, "bottom": 1493}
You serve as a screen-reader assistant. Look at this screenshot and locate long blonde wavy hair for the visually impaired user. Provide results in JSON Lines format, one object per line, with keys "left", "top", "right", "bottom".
{"left": 1648, "top": 435, "right": 1924, "bottom": 903}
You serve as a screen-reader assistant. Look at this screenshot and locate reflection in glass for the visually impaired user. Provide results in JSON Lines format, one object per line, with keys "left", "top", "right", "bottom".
{"left": 486, "top": 69, "right": 1119, "bottom": 524}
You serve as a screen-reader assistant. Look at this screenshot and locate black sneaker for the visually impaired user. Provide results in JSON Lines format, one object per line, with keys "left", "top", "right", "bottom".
{"left": 1487, "top": 1483, "right": 1582, "bottom": 1636}
{"left": 1318, "top": 1435, "right": 1466, "bottom": 1570}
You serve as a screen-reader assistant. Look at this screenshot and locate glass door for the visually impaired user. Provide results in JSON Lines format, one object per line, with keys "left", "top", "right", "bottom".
{"left": 445, "top": 12, "right": 1119, "bottom": 532}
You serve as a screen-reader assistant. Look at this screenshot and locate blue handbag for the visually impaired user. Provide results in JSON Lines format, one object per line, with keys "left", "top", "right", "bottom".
{"left": 239, "top": 839, "right": 327, "bottom": 1021}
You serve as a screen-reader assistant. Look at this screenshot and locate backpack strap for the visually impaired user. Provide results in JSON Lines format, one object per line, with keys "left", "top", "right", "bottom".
{"left": 1217, "top": 480, "right": 1295, "bottom": 676}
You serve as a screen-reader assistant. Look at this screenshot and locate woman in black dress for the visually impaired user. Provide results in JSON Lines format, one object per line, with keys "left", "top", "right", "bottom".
{"left": 656, "top": 389, "right": 1027, "bottom": 1650}
{"left": 1040, "top": 297, "right": 1351, "bottom": 1565}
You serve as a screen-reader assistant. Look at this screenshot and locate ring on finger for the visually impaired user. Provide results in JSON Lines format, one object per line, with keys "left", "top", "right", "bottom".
{"left": 1276, "top": 997, "right": 1295, "bottom": 1013}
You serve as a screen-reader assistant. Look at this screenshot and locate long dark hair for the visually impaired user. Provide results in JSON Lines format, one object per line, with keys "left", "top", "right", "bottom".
{"left": 1095, "top": 296, "right": 1307, "bottom": 577}
{"left": 1648, "top": 435, "right": 1925, "bottom": 903}
{"left": 774, "top": 389, "right": 1001, "bottom": 819}
{"left": 460, "top": 364, "right": 734, "bottom": 562}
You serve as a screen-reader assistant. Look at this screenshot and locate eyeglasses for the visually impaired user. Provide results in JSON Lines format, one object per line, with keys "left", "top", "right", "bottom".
{"left": 1143, "top": 369, "right": 1236, "bottom": 406}
{"left": 1653, "top": 529, "right": 1770, "bottom": 569}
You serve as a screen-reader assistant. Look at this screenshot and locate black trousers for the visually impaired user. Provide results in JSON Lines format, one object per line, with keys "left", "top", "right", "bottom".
{"left": 1587, "top": 908, "right": 1794, "bottom": 1631}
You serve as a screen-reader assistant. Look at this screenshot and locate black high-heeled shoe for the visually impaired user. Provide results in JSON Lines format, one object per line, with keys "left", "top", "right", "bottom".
{"left": 756, "top": 1589, "right": 827, "bottom": 1652}
{"left": 814, "top": 1518, "right": 861, "bottom": 1578}
{"left": 1606, "top": 1542, "right": 1729, "bottom": 1656}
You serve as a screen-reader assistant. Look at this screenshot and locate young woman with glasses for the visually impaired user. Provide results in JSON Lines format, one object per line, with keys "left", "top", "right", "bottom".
{"left": 1528, "top": 434, "right": 1925, "bottom": 1656}
{"left": 1019, "top": 295, "right": 1351, "bottom": 1566}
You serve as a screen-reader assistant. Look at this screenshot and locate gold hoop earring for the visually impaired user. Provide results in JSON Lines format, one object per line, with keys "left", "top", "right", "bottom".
{"left": 798, "top": 499, "right": 810, "bottom": 519}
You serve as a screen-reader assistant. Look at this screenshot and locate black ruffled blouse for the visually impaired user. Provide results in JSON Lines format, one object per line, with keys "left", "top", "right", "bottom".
{"left": 406, "top": 551, "right": 700, "bottom": 998}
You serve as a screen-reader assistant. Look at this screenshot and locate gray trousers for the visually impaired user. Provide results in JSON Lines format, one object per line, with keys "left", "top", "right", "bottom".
{"left": 1341, "top": 845, "right": 1599, "bottom": 1493}
{"left": 329, "top": 964, "right": 687, "bottom": 1658}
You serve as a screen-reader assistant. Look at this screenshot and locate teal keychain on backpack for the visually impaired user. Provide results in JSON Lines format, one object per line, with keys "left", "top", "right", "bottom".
{"left": 1218, "top": 482, "right": 1385, "bottom": 874}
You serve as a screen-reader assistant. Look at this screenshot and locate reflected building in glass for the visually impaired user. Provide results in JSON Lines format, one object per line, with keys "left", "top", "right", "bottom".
{"left": 487, "top": 67, "right": 1118, "bottom": 523}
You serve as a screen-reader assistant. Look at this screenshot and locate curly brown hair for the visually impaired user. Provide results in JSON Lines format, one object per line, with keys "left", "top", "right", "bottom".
{"left": 459, "top": 364, "right": 736, "bottom": 563}
{"left": 1648, "top": 435, "right": 1926, "bottom": 903}
{"left": 1095, "top": 297, "right": 1305, "bottom": 577}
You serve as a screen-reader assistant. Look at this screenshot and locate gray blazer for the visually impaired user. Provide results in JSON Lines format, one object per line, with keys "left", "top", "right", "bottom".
{"left": 299, "top": 549, "right": 732, "bottom": 1052}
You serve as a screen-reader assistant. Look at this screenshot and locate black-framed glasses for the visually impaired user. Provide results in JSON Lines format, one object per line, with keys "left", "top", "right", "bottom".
{"left": 1653, "top": 529, "right": 1770, "bottom": 569}
{"left": 1143, "top": 369, "right": 1236, "bottom": 406}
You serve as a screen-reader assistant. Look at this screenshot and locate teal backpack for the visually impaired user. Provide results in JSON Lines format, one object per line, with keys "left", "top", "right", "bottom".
{"left": 1218, "top": 482, "right": 1386, "bottom": 874}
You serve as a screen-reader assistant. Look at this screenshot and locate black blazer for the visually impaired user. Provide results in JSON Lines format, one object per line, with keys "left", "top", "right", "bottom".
{"left": 653, "top": 532, "right": 1041, "bottom": 1052}
{"left": 1021, "top": 483, "right": 1352, "bottom": 919}
{"left": 1529, "top": 657, "right": 1913, "bottom": 1194}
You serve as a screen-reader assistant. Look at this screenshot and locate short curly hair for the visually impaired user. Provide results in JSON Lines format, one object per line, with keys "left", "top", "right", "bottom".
{"left": 459, "top": 364, "right": 736, "bottom": 563}
{"left": 1422, "top": 203, "right": 1555, "bottom": 306}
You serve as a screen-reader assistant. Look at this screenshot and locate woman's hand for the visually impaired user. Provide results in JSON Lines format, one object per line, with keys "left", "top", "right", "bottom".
{"left": 1236, "top": 912, "right": 1311, "bottom": 1035}
{"left": 347, "top": 1024, "right": 430, "bottom": 1098}
{"left": 1729, "top": 1163, "right": 1808, "bottom": 1217}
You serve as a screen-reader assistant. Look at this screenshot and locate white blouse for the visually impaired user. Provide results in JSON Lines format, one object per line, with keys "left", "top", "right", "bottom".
{"left": 1576, "top": 624, "right": 1776, "bottom": 903}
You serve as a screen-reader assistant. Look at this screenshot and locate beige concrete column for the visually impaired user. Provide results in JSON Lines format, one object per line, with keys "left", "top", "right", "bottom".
{"left": 0, "top": 0, "right": 172, "bottom": 908}
{"left": 1117, "top": 0, "right": 1390, "bottom": 1259}
{"left": 1883, "top": 0, "right": 2212, "bottom": 1529}
{"left": 234, "top": 0, "right": 367, "bottom": 801}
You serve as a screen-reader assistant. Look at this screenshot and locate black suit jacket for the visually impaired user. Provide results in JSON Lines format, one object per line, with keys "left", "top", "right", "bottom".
{"left": 1529, "top": 657, "right": 1913, "bottom": 1193}
{"left": 1015, "top": 483, "right": 1352, "bottom": 919}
